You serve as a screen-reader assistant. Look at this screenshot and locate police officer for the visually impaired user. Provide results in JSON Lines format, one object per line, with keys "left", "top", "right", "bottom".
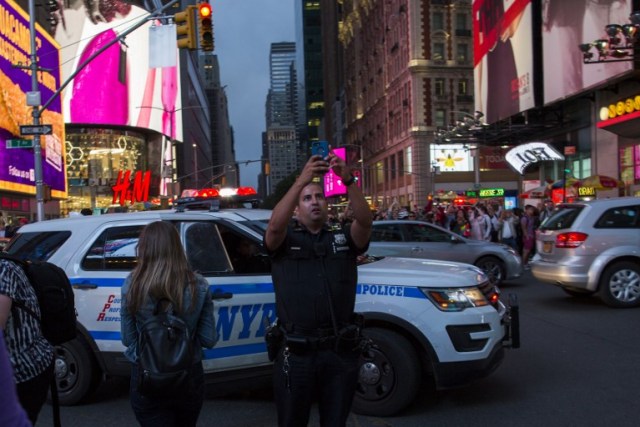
{"left": 264, "top": 150, "right": 372, "bottom": 427}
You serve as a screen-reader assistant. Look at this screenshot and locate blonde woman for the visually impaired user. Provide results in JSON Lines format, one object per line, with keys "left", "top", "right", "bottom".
{"left": 121, "top": 221, "right": 215, "bottom": 427}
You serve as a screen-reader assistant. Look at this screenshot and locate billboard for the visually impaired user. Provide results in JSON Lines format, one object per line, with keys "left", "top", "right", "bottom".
{"left": 52, "top": 3, "right": 183, "bottom": 140}
{"left": 473, "top": 0, "right": 535, "bottom": 124}
{"left": 0, "top": 0, "right": 66, "bottom": 198}
{"left": 542, "top": 0, "right": 633, "bottom": 105}
{"left": 324, "top": 147, "right": 348, "bottom": 197}
{"left": 431, "top": 145, "right": 474, "bottom": 172}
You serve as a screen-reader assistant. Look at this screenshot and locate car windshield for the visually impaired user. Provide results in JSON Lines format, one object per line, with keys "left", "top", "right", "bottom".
{"left": 238, "top": 219, "right": 269, "bottom": 235}
{"left": 5, "top": 231, "right": 71, "bottom": 261}
{"left": 539, "top": 205, "right": 585, "bottom": 231}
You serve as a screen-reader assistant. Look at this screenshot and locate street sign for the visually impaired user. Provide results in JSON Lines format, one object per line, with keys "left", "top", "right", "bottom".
{"left": 20, "top": 124, "right": 53, "bottom": 136}
{"left": 6, "top": 139, "right": 34, "bottom": 148}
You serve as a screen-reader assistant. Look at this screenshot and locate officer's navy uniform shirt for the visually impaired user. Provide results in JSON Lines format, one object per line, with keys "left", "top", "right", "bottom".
{"left": 268, "top": 220, "right": 369, "bottom": 330}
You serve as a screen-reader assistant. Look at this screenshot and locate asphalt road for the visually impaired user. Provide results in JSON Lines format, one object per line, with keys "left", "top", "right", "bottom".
{"left": 36, "top": 271, "right": 640, "bottom": 427}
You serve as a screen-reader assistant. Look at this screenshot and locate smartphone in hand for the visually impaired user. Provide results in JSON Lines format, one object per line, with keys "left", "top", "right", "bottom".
{"left": 311, "top": 141, "right": 329, "bottom": 159}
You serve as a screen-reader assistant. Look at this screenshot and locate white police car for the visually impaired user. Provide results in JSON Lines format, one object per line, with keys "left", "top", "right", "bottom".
{"left": 5, "top": 189, "right": 519, "bottom": 416}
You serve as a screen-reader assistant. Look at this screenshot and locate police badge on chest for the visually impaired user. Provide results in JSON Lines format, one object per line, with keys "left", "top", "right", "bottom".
{"left": 333, "top": 233, "right": 349, "bottom": 252}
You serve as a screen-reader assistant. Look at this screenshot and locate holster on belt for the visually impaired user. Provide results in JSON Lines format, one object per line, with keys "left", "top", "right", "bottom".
{"left": 263, "top": 317, "right": 284, "bottom": 361}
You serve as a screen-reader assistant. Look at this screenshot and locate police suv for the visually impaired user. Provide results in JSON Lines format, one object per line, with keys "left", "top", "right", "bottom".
{"left": 5, "top": 188, "right": 519, "bottom": 416}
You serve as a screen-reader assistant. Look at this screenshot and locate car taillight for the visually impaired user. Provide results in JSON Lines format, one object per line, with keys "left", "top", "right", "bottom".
{"left": 555, "top": 232, "right": 588, "bottom": 248}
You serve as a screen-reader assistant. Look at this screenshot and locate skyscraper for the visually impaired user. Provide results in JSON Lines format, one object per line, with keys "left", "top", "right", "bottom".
{"left": 263, "top": 42, "right": 300, "bottom": 195}
{"left": 267, "top": 42, "right": 298, "bottom": 128}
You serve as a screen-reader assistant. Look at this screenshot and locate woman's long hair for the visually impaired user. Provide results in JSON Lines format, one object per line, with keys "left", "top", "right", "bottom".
{"left": 126, "top": 221, "right": 196, "bottom": 314}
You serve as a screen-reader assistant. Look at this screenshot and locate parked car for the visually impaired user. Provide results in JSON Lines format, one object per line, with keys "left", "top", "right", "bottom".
{"left": 3, "top": 192, "right": 519, "bottom": 416}
{"left": 368, "top": 220, "right": 523, "bottom": 286}
{"left": 531, "top": 197, "right": 640, "bottom": 308}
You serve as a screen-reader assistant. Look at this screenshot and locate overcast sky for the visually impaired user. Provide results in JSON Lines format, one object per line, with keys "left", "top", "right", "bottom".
{"left": 215, "top": 0, "right": 296, "bottom": 188}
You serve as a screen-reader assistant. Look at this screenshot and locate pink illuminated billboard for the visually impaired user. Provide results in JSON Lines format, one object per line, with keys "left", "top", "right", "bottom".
{"left": 324, "top": 147, "right": 347, "bottom": 197}
{"left": 323, "top": 147, "right": 362, "bottom": 197}
{"left": 52, "top": 3, "right": 183, "bottom": 140}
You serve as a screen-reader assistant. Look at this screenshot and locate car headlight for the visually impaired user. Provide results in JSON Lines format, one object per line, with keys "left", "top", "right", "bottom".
{"left": 420, "top": 287, "right": 489, "bottom": 312}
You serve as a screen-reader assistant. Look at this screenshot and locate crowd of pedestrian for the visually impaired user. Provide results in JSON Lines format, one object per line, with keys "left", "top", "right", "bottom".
{"left": 365, "top": 198, "right": 556, "bottom": 269}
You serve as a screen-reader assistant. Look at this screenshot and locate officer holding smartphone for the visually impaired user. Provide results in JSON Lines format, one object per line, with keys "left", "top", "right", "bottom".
{"left": 264, "top": 148, "right": 372, "bottom": 427}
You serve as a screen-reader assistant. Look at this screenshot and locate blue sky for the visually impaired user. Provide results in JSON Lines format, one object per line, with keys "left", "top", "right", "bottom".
{"left": 215, "top": 0, "right": 295, "bottom": 188}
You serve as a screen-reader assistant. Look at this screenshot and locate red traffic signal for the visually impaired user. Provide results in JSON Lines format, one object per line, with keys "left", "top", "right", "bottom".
{"left": 198, "top": 2, "right": 214, "bottom": 51}
{"left": 199, "top": 2, "right": 212, "bottom": 17}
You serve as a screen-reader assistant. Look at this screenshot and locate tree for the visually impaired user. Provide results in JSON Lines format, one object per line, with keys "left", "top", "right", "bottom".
{"left": 261, "top": 171, "right": 300, "bottom": 209}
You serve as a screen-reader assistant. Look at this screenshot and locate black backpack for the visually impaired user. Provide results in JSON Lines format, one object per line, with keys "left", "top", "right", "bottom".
{"left": 1, "top": 254, "right": 77, "bottom": 346}
{"left": 136, "top": 300, "right": 195, "bottom": 398}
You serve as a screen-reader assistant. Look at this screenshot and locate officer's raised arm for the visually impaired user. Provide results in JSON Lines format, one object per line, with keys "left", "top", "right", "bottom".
{"left": 327, "top": 152, "right": 372, "bottom": 250}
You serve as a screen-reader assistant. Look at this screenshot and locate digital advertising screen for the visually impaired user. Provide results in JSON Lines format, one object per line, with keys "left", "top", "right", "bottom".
{"left": 431, "top": 144, "right": 474, "bottom": 172}
{"left": 473, "top": 0, "right": 535, "bottom": 124}
{"left": 0, "top": 0, "right": 66, "bottom": 197}
{"left": 52, "top": 3, "right": 183, "bottom": 140}
{"left": 324, "top": 147, "right": 348, "bottom": 197}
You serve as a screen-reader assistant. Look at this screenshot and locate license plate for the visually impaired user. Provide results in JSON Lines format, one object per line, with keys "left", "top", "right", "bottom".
{"left": 543, "top": 241, "right": 553, "bottom": 253}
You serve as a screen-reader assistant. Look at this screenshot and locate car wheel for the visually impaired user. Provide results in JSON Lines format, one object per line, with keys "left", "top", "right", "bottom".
{"left": 562, "top": 287, "right": 595, "bottom": 297}
{"left": 54, "top": 337, "right": 101, "bottom": 405}
{"left": 352, "top": 328, "right": 421, "bottom": 417}
{"left": 475, "top": 256, "right": 506, "bottom": 286}
{"left": 598, "top": 261, "right": 640, "bottom": 308}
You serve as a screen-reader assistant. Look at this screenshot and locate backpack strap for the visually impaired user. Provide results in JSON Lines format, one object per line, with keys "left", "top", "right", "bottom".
{"left": 11, "top": 299, "right": 40, "bottom": 322}
{"left": 50, "top": 374, "right": 62, "bottom": 427}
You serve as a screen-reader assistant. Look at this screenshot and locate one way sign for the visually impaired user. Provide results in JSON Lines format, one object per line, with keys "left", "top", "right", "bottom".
{"left": 20, "top": 124, "right": 53, "bottom": 136}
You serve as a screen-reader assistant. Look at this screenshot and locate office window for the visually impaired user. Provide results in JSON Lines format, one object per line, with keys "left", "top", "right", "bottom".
{"left": 457, "top": 44, "right": 468, "bottom": 62}
{"left": 433, "top": 43, "right": 445, "bottom": 61}
{"left": 458, "top": 79, "right": 468, "bottom": 95}
{"left": 433, "top": 12, "right": 444, "bottom": 30}
{"left": 456, "top": 13, "right": 467, "bottom": 30}
{"left": 435, "top": 109, "right": 446, "bottom": 127}
{"left": 435, "top": 78, "right": 445, "bottom": 96}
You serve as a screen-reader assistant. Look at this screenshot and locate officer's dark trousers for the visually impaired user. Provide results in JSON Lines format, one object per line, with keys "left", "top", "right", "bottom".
{"left": 273, "top": 347, "right": 360, "bottom": 427}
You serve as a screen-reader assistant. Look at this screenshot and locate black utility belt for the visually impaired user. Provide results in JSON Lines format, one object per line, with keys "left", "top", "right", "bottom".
{"left": 285, "top": 334, "right": 337, "bottom": 352}
{"left": 284, "top": 323, "right": 361, "bottom": 354}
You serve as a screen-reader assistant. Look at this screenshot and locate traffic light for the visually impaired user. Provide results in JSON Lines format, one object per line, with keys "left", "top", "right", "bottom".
{"left": 175, "top": 5, "right": 197, "bottom": 50}
{"left": 198, "top": 2, "right": 214, "bottom": 52}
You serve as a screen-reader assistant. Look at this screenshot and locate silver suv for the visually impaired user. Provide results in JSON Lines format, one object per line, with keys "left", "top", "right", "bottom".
{"left": 531, "top": 197, "right": 640, "bottom": 307}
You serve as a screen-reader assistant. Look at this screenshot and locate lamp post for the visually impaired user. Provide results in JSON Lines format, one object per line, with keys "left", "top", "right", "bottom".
{"left": 192, "top": 143, "right": 198, "bottom": 188}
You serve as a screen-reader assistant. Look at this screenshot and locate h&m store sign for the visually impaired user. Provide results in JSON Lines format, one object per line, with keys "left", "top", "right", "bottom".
{"left": 111, "top": 170, "right": 151, "bottom": 206}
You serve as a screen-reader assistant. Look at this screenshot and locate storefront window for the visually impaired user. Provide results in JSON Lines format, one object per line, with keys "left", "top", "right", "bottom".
{"left": 63, "top": 129, "right": 147, "bottom": 215}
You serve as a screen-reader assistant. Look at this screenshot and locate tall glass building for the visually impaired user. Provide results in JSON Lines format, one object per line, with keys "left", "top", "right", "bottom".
{"left": 267, "top": 42, "right": 298, "bottom": 128}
